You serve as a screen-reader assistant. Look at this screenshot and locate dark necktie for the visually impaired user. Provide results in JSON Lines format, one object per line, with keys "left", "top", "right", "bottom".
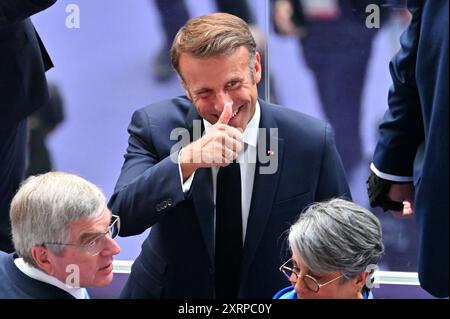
{"left": 215, "top": 161, "right": 242, "bottom": 299}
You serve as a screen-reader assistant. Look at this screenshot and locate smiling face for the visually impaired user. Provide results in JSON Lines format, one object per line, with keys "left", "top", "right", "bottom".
{"left": 43, "top": 207, "right": 121, "bottom": 288}
{"left": 179, "top": 46, "right": 261, "bottom": 130}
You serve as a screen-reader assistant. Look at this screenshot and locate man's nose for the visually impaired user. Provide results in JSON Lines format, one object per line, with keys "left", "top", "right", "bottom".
{"left": 214, "top": 91, "right": 232, "bottom": 113}
{"left": 101, "top": 235, "right": 121, "bottom": 256}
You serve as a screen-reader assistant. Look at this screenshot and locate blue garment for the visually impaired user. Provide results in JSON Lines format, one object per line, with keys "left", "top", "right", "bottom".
{"left": 83, "top": 288, "right": 91, "bottom": 299}
{"left": 0, "top": 251, "right": 74, "bottom": 299}
{"left": 273, "top": 286, "right": 297, "bottom": 299}
{"left": 109, "top": 97, "right": 350, "bottom": 299}
{"left": 273, "top": 286, "right": 370, "bottom": 299}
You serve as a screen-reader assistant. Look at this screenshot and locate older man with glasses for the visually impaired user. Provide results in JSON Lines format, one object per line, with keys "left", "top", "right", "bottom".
{"left": 274, "top": 198, "right": 384, "bottom": 299}
{"left": 0, "top": 172, "right": 121, "bottom": 299}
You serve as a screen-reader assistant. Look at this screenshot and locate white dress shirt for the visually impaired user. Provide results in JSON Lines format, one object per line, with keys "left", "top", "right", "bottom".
{"left": 178, "top": 102, "right": 261, "bottom": 243}
{"left": 14, "top": 257, "right": 88, "bottom": 299}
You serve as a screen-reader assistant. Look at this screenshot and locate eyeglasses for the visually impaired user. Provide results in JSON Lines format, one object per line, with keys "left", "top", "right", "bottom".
{"left": 43, "top": 214, "right": 120, "bottom": 256}
{"left": 279, "top": 258, "right": 343, "bottom": 293}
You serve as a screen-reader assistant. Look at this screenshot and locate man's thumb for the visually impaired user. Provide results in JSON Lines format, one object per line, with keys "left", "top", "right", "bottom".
{"left": 217, "top": 102, "right": 232, "bottom": 125}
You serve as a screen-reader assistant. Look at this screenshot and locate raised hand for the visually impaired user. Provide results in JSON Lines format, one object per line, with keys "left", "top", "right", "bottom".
{"left": 180, "top": 103, "right": 244, "bottom": 181}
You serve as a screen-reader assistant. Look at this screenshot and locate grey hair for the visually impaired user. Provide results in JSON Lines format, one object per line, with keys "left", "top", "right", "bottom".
{"left": 10, "top": 172, "right": 106, "bottom": 267}
{"left": 170, "top": 12, "right": 257, "bottom": 82}
{"left": 288, "top": 198, "right": 384, "bottom": 282}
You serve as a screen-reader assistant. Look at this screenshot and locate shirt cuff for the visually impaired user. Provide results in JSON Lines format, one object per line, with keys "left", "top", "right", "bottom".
{"left": 178, "top": 149, "right": 195, "bottom": 193}
{"left": 370, "top": 163, "right": 413, "bottom": 182}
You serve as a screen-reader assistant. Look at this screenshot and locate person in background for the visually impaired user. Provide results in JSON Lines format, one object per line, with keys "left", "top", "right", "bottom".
{"left": 273, "top": 0, "right": 396, "bottom": 176}
{"left": 0, "top": 172, "right": 121, "bottom": 299}
{"left": 151, "top": 0, "right": 277, "bottom": 102}
{"left": 25, "top": 83, "right": 65, "bottom": 177}
{"left": 275, "top": 198, "right": 384, "bottom": 299}
{"left": 0, "top": 0, "right": 56, "bottom": 253}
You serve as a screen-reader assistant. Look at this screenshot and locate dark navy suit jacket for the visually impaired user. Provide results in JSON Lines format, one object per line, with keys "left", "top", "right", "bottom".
{"left": 373, "top": 0, "right": 448, "bottom": 298}
{"left": 109, "top": 97, "right": 350, "bottom": 298}
{"left": 0, "top": 0, "right": 55, "bottom": 252}
{"left": 0, "top": 251, "right": 73, "bottom": 299}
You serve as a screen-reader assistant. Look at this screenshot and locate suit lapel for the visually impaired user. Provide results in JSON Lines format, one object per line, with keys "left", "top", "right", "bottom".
{"left": 185, "top": 104, "right": 215, "bottom": 265}
{"left": 240, "top": 101, "right": 284, "bottom": 281}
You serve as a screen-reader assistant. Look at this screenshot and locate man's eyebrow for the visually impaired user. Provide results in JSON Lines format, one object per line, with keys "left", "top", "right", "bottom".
{"left": 78, "top": 231, "right": 103, "bottom": 243}
{"left": 193, "top": 88, "right": 212, "bottom": 95}
{"left": 228, "top": 76, "right": 244, "bottom": 82}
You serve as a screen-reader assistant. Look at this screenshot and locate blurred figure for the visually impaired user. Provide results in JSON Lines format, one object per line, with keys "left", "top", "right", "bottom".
{"left": 25, "top": 83, "right": 65, "bottom": 177}
{"left": 152, "top": 0, "right": 254, "bottom": 82}
{"left": 0, "top": 172, "right": 121, "bottom": 299}
{"left": 151, "top": 0, "right": 277, "bottom": 102}
{"left": 0, "top": 0, "right": 56, "bottom": 253}
{"left": 274, "top": 198, "right": 384, "bottom": 299}
{"left": 273, "top": 0, "right": 393, "bottom": 176}
{"left": 368, "top": 0, "right": 448, "bottom": 298}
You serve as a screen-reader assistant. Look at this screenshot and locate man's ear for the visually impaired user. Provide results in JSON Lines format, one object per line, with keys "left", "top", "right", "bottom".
{"left": 32, "top": 245, "right": 55, "bottom": 275}
{"left": 253, "top": 51, "right": 262, "bottom": 84}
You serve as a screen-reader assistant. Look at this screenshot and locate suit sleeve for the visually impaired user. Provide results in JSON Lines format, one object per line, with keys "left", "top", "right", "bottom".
{"left": 0, "top": 0, "right": 57, "bottom": 26}
{"left": 108, "top": 110, "right": 186, "bottom": 236}
{"left": 315, "top": 123, "right": 351, "bottom": 201}
{"left": 372, "top": 0, "right": 424, "bottom": 177}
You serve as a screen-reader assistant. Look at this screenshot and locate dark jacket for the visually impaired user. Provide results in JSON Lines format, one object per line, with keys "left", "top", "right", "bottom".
{"left": 373, "top": 0, "right": 449, "bottom": 298}
{"left": 0, "top": 0, "right": 55, "bottom": 253}
{"left": 0, "top": 251, "right": 74, "bottom": 299}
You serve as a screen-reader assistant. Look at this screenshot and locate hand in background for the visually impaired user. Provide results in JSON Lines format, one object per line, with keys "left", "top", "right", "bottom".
{"left": 388, "top": 183, "right": 415, "bottom": 218}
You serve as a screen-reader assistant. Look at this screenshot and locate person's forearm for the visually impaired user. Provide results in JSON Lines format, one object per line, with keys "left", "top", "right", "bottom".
{"left": 179, "top": 145, "right": 201, "bottom": 182}
{"left": 109, "top": 156, "right": 186, "bottom": 236}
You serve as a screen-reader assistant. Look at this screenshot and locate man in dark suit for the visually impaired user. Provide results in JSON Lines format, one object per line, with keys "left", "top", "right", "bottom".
{"left": 0, "top": 172, "right": 121, "bottom": 299}
{"left": 0, "top": 0, "right": 56, "bottom": 253}
{"left": 109, "top": 13, "right": 350, "bottom": 299}
{"left": 369, "top": 0, "right": 448, "bottom": 298}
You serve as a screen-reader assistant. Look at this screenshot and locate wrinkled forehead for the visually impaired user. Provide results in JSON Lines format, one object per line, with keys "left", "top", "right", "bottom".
{"left": 67, "top": 206, "right": 111, "bottom": 241}
{"left": 179, "top": 48, "right": 252, "bottom": 85}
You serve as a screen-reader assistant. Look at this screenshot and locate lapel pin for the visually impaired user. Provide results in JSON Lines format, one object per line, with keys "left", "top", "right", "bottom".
{"left": 267, "top": 150, "right": 274, "bottom": 156}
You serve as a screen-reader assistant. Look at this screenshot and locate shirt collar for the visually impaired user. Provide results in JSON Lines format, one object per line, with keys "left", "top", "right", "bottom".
{"left": 14, "top": 257, "right": 86, "bottom": 299}
{"left": 203, "top": 101, "right": 261, "bottom": 148}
